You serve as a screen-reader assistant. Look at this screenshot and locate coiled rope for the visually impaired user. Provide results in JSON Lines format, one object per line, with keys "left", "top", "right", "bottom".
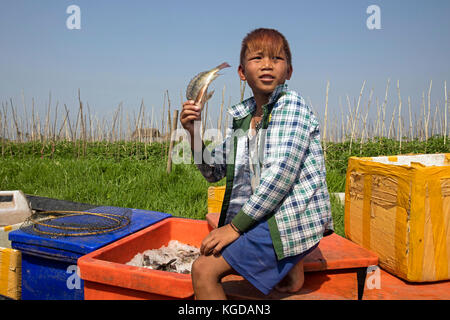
{"left": 28, "top": 210, "right": 131, "bottom": 237}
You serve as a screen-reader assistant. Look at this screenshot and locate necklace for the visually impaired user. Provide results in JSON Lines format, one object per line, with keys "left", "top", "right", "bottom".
{"left": 252, "top": 113, "right": 263, "bottom": 130}
{"left": 255, "top": 119, "right": 263, "bottom": 132}
{"left": 249, "top": 117, "right": 262, "bottom": 139}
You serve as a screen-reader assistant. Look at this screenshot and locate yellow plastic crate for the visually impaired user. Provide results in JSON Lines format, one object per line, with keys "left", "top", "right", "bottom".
{"left": 0, "top": 247, "right": 21, "bottom": 300}
{"left": 345, "top": 153, "right": 450, "bottom": 282}
{"left": 207, "top": 186, "right": 226, "bottom": 214}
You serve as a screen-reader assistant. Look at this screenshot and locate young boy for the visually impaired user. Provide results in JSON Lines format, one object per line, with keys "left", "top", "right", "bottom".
{"left": 180, "top": 28, "right": 333, "bottom": 299}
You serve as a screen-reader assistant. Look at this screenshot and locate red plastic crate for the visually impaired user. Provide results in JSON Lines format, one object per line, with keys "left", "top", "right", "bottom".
{"left": 78, "top": 217, "right": 213, "bottom": 300}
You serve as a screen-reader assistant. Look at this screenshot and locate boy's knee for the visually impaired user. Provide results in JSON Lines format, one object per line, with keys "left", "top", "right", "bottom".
{"left": 191, "top": 256, "right": 203, "bottom": 279}
{"left": 191, "top": 256, "right": 219, "bottom": 282}
{"left": 192, "top": 256, "right": 209, "bottom": 282}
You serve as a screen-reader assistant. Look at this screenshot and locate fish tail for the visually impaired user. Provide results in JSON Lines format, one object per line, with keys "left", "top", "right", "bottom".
{"left": 216, "top": 62, "right": 231, "bottom": 70}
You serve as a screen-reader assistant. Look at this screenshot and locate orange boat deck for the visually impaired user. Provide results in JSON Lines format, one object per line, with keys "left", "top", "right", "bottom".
{"left": 222, "top": 269, "right": 450, "bottom": 300}
{"left": 207, "top": 213, "right": 450, "bottom": 300}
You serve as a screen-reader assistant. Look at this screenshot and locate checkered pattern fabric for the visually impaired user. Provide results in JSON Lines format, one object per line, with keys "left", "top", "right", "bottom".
{"left": 198, "top": 84, "right": 334, "bottom": 259}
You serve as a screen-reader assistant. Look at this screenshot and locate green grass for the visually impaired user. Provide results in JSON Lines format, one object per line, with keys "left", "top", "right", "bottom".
{"left": 325, "top": 136, "right": 450, "bottom": 178}
{"left": 0, "top": 156, "right": 220, "bottom": 220}
{"left": 330, "top": 194, "right": 345, "bottom": 237}
{"left": 1, "top": 136, "right": 448, "bottom": 238}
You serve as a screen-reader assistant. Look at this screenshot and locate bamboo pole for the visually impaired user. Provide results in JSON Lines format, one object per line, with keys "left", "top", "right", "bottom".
{"left": 94, "top": 116, "right": 100, "bottom": 142}
{"left": 52, "top": 102, "right": 59, "bottom": 141}
{"left": 408, "top": 97, "right": 413, "bottom": 141}
{"left": 167, "top": 109, "right": 179, "bottom": 173}
{"left": 374, "top": 97, "right": 380, "bottom": 140}
{"left": 388, "top": 108, "right": 396, "bottom": 140}
{"left": 426, "top": 80, "right": 432, "bottom": 142}
{"left": 323, "top": 80, "right": 329, "bottom": 159}
{"left": 64, "top": 104, "right": 74, "bottom": 142}
{"left": 346, "top": 95, "right": 353, "bottom": 138}
{"left": 218, "top": 85, "right": 225, "bottom": 134}
{"left": 397, "top": 80, "right": 402, "bottom": 151}
{"left": 136, "top": 100, "right": 143, "bottom": 142}
{"left": 432, "top": 101, "right": 439, "bottom": 137}
{"left": 126, "top": 112, "right": 131, "bottom": 144}
{"left": 7, "top": 80, "right": 449, "bottom": 157}
{"left": 150, "top": 106, "right": 154, "bottom": 143}
{"left": 83, "top": 113, "right": 87, "bottom": 157}
{"left": 1, "top": 103, "right": 4, "bottom": 156}
{"left": 445, "top": 81, "right": 448, "bottom": 144}
{"left": 74, "top": 91, "right": 81, "bottom": 155}
{"left": 349, "top": 80, "right": 365, "bottom": 154}
{"left": 360, "top": 88, "right": 373, "bottom": 154}
{"left": 120, "top": 102, "right": 124, "bottom": 142}
{"left": 9, "top": 99, "right": 20, "bottom": 142}
{"left": 382, "top": 78, "right": 390, "bottom": 137}
{"left": 58, "top": 105, "right": 69, "bottom": 141}
{"left": 31, "top": 98, "right": 36, "bottom": 142}
{"left": 224, "top": 97, "right": 230, "bottom": 139}
{"left": 339, "top": 96, "right": 344, "bottom": 142}
{"left": 438, "top": 103, "right": 443, "bottom": 137}
{"left": 165, "top": 91, "right": 172, "bottom": 160}
{"left": 167, "top": 90, "right": 172, "bottom": 140}
{"left": 135, "top": 101, "right": 143, "bottom": 158}
{"left": 421, "top": 91, "right": 426, "bottom": 141}
{"left": 21, "top": 90, "right": 29, "bottom": 142}
{"left": 161, "top": 91, "right": 166, "bottom": 138}
{"left": 45, "top": 91, "right": 51, "bottom": 141}
{"left": 86, "top": 102, "right": 93, "bottom": 142}
{"left": 143, "top": 106, "right": 148, "bottom": 158}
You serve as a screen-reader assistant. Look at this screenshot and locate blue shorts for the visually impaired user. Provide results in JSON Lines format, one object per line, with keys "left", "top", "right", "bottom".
{"left": 221, "top": 219, "right": 319, "bottom": 295}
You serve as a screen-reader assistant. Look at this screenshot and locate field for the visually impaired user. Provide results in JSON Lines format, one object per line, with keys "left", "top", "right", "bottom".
{"left": 1, "top": 137, "right": 449, "bottom": 237}
{"left": 1, "top": 80, "right": 449, "bottom": 237}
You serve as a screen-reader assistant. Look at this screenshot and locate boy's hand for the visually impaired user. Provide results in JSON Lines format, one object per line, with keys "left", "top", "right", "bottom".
{"left": 200, "top": 224, "right": 240, "bottom": 256}
{"left": 180, "top": 100, "right": 201, "bottom": 134}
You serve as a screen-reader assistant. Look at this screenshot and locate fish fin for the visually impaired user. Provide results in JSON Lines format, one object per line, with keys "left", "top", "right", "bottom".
{"left": 199, "top": 90, "right": 214, "bottom": 105}
{"left": 205, "top": 90, "right": 215, "bottom": 102}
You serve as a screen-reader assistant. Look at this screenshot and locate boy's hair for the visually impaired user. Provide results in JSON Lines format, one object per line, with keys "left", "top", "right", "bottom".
{"left": 240, "top": 28, "right": 292, "bottom": 68}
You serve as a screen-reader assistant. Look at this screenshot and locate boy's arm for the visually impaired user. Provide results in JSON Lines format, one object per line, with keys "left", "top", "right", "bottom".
{"left": 232, "top": 96, "right": 313, "bottom": 232}
{"left": 193, "top": 118, "right": 231, "bottom": 183}
{"left": 181, "top": 100, "right": 228, "bottom": 182}
{"left": 195, "top": 137, "right": 228, "bottom": 183}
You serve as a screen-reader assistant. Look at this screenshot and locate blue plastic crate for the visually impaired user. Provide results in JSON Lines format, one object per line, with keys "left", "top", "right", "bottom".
{"left": 9, "top": 206, "right": 171, "bottom": 300}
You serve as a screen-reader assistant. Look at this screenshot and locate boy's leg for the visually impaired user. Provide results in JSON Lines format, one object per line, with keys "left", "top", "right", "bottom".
{"left": 191, "top": 254, "right": 236, "bottom": 300}
{"left": 275, "top": 260, "right": 305, "bottom": 293}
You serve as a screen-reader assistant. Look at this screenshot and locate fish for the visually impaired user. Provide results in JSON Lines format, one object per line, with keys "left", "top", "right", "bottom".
{"left": 155, "top": 258, "right": 177, "bottom": 271}
{"left": 127, "top": 240, "right": 200, "bottom": 274}
{"left": 186, "top": 62, "right": 231, "bottom": 107}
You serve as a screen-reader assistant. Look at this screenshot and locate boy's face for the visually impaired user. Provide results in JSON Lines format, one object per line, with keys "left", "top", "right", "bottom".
{"left": 238, "top": 47, "right": 292, "bottom": 99}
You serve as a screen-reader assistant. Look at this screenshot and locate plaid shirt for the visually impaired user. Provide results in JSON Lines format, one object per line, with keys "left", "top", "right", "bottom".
{"left": 198, "top": 84, "right": 333, "bottom": 259}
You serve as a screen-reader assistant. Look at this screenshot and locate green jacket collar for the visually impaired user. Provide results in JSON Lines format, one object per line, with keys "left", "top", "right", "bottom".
{"left": 228, "top": 83, "right": 288, "bottom": 120}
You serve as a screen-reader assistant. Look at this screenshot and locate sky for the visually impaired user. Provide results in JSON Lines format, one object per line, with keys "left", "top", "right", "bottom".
{"left": 0, "top": 0, "right": 449, "bottom": 135}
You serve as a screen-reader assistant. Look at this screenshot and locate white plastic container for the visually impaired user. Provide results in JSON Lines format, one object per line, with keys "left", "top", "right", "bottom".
{"left": 0, "top": 191, "right": 32, "bottom": 227}
{"left": 0, "top": 223, "right": 22, "bottom": 248}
